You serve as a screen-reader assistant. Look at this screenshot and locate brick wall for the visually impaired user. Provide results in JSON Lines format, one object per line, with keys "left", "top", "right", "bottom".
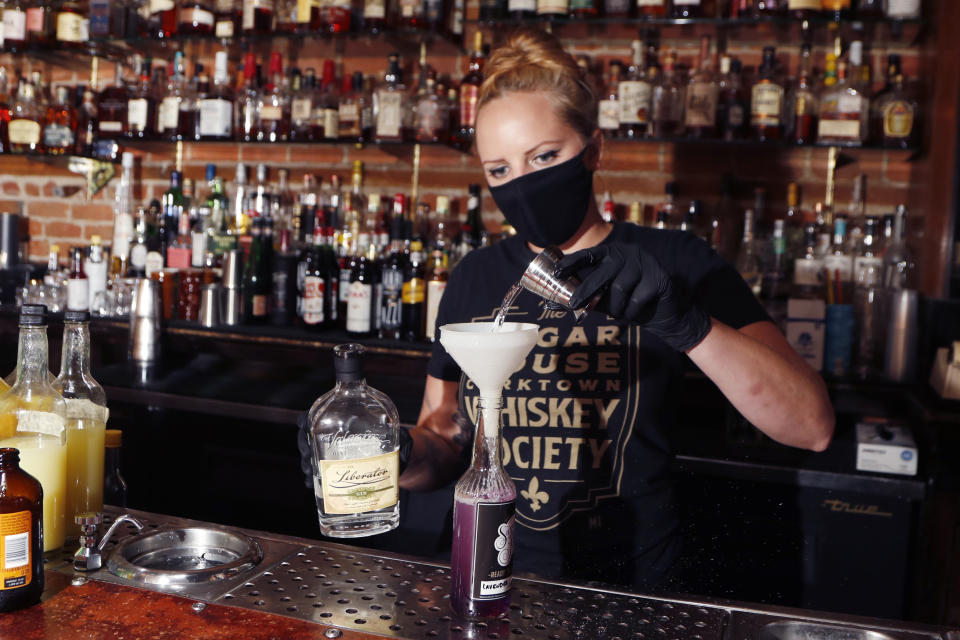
{"left": 0, "top": 1, "right": 945, "bottom": 292}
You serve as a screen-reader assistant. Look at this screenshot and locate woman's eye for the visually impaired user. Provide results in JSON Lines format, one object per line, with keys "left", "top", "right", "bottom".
{"left": 487, "top": 166, "right": 508, "bottom": 179}
{"left": 533, "top": 150, "right": 559, "bottom": 165}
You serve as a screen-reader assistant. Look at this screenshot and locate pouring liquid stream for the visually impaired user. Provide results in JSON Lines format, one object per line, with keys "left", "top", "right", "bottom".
{"left": 493, "top": 281, "right": 524, "bottom": 329}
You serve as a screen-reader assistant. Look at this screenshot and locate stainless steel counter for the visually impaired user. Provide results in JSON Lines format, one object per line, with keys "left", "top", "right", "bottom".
{"left": 44, "top": 507, "right": 957, "bottom": 640}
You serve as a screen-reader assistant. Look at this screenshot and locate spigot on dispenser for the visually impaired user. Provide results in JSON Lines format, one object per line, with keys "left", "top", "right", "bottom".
{"left": 74, "top": 512, "right": 144, "bottom": 572}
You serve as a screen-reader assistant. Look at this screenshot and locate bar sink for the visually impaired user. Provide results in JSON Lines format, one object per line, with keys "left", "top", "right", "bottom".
{"left": 106, "top": 527, "right": 263, "bottom": 587}
{"left": 761, "top": 621, "right": 900, "bottom": 640}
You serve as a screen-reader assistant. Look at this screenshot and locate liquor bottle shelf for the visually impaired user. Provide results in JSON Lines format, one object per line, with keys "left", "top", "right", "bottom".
{"left": 467, "top": 15, "right": 923, "bottom": 28}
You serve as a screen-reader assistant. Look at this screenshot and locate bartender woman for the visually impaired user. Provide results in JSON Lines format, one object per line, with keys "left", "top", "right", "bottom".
{"left": 399, "top": 28, "right": 835, "bottom": 591}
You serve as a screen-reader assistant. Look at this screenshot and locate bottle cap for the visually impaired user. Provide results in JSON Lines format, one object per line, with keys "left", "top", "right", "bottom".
{"left": 206, "top": 164, "right": 216, "bottom": 182}
{"left": 19, "top": 304, "right": 46, "bottom": 326}
{"left": 435, "top": 195, "right": 449, "bottom": 213}
{"left": 333, "top": 344, "right": 365, "bottom": 382}
{"left": 105, "top": 429, "right": 122, "bottom": 448}
{"left": 64, "top": 310, "right": 90, "bottom": 323}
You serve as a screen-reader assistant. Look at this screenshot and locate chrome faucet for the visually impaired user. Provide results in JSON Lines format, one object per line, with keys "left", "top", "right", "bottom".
{"left": 74, "top": 512, "right": 144, "bottom": 572}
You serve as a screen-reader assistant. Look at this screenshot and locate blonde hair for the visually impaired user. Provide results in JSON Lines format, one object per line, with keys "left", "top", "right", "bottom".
{"left": 477, "top": 28, "right": 597, "bottom": 142}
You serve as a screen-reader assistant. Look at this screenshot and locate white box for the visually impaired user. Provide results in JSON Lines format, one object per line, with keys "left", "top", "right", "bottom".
{"left": 786, "top": 299, "right": 826, "bottom": 372}
{"left": 856, "top": 420, "right": 918, "bottom": 476}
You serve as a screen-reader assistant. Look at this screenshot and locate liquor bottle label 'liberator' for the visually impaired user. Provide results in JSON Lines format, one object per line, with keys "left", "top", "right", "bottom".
{"left": 318, "top": 450, "right": 398, "bottom": 514}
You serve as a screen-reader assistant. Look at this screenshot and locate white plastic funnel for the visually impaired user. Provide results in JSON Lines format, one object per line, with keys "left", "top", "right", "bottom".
{"left": 439, "top": 322, "right": 539, "bottom": 401}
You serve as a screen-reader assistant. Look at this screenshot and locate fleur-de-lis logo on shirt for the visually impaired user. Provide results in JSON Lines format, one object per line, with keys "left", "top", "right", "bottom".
{"left": 521, "top": 477, "right": 550, "bottom": 512}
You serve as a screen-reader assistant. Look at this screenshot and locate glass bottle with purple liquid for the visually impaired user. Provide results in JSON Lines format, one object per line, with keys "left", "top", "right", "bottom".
{"left": 450, "top": 397, "right": 515, "bottom": 618}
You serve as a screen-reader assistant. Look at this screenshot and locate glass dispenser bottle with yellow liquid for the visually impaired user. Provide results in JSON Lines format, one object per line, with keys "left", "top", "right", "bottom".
{"left": 0, "top": 304, "right": 68, "bottom": 552}
{"left": 54, "top": 310, "right": 107, "bottom": 539}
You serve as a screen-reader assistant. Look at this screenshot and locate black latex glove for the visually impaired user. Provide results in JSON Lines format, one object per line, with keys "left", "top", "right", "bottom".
{"left": 297, "top": 412, "right": 414, "bottom": 490}
{"left": 557, "top": 243, "right": 712, "bottom": 352}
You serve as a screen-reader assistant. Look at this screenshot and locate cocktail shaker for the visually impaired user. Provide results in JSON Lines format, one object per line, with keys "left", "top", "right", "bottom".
{"left": 885, "top": 288, "right": 919, "bottom": 382}
{"left": 222, "top": 250, "right": 243, "bottom": 326}
{"left": 129, "top": 278, "right": 161, "bottom": 364}
{"left": 521, "top": 246, "right": 599, "bottom": 322}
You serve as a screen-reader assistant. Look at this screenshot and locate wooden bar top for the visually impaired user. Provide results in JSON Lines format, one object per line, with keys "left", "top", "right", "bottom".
{"left": 2, "top": 571, "right": 380, "bottom": 640}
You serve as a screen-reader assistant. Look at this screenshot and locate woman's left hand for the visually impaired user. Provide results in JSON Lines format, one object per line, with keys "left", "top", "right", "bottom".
{"left": 557, "top": 243, "right": 712, "bottom": 352}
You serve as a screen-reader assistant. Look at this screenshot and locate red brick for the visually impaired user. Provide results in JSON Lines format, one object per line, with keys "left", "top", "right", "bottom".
{"left": 28, "top": 239, "right": 48, "bottom": 262}
{"left": 602, "top": 141, "right": 663, "bottom": 173}
{"left": 41, "top": 181, "right": 60, "bottom": 197}
{"left": 239, "top": 143, "right": 291, "bottom": 163}
{"left": 2, "top": 181, "right": 19, "bottom": 195}
{"left": 83, "top": 223, "right": 115, "bottom": 240}
{"left": 347, "top": 146, "right": 404, "bottom": 166}
{"left": 28, "top": 219, "right": 42, "bottom": 236}
{"left": 27, "top": 201, "right": 71, "bottom": 220}
{"left": 288, "top": 144, "right": 348, "bottom": 165}
{"left": 24, "top": 183, "right": 39, "bottom": 197}
{"left": 44, "top": 221, "right": 82, "bottom": 238}
{"left": 186, "top": 141, "right": 240, "bottom": 164}
{"left": 418, "top": 145, "right": 469, "bottom": 168}
{"left": 72, "top": 203, "right": 114, "bottom": 222}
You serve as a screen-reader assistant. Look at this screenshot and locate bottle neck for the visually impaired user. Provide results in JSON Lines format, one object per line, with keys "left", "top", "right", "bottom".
{"left": 60, "top": 322, "right": 92, "bottom": 380}
{"left": 471, "top": 399, "right": 503, "bottom": 471}
{"left": 15, "top": 325, "right": 50, "bottom": 387}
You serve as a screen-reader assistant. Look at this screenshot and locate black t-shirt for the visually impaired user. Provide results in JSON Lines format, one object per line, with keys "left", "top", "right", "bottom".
{"left": 427, "top": 222, "right": 769, "bottom": 590}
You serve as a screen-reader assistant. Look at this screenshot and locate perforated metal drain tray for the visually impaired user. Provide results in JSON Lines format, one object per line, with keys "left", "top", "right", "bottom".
{"left": 50, "top": 508, "right": 957, "bottom": 640}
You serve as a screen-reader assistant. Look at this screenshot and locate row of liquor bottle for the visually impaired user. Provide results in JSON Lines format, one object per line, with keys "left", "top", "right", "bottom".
{"left": 599, "top": 37, "right": 919, "bottom": 147}
{"left": 0, "top": 42, "right": 485, "bottom": 155}
{"left": 0, "top": 0, "right": 923, "bottom": 52}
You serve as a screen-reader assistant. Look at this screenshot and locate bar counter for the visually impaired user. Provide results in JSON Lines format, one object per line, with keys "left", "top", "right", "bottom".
{"left": 9, "top": 507, "right": 955, "bottom": 640}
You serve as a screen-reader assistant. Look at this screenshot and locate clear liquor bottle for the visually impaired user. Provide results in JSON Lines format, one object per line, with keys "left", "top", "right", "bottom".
{"left": 684, "top": 36, "right": 718, "bottom": 139}
{"left": 883, "top": 203, "right": 912, "bottom": 289}
{"left": 735, "top": 209, "right": 762, "bottom": 297}
{"left": 0, "top": 305, "right": 68, "bottom": 553}
{"left": 374, "top": 53, "right": 409, "bottom": 143}
{"left": 651, "top": 51, "right": 684, "bottom": 138}
{"left": 792, "top": 222, "right": 824, "bottom": 300}
{"left": 597, "top": 60, "right": 622, "bottom": 138}
{"left": 237, "top": 53, "right": 260, "bottom": 143}
{"left": 53, "top": 310, "right": 107, "bottom": 538}
{"left": 308, "top": 344, "right": 400, "bottom": 537}
{"left": 415, "top": 73, "right": 448, "bottom": 143}
{"left": 618, "top": 41, "right": 651, "bottom": 140}
{"left": 198, "top": 51, "right": 234, "bottom": 141}
{"left": 817, "top": 60, "right": 869, "bottom": 146}
{"left": 450, "top": 398, "right": 515, "bottom": 618}
{"left": 257, "top": 52, "right": 290, "bottom": 142}
{"left": 157, "top": 52, "right": 185, "bottom": 141}
{"left": 8, "top": 79, "right": 42, "bottom": 154}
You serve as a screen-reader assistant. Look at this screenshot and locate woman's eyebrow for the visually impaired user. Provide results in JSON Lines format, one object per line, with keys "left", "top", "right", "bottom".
{"left": 481, "top": 140, "right": 565, "bottom": 165}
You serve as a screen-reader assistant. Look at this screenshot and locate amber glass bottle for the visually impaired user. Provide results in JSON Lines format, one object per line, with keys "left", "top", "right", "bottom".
{"left": 0, "top": 448, "right": 43, "bottom": 613}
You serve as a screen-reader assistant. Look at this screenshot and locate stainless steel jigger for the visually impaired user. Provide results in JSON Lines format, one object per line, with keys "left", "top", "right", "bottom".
{"left": 520, "top": 246, "right": 599, "bottom": 322}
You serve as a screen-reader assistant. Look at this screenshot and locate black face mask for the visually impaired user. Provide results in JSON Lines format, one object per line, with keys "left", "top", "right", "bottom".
{"left": 489, "top": 146, "right": 594, "bottom": 248}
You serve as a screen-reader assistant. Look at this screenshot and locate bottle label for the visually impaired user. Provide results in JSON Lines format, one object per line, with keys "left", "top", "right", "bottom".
{"left": 537, "top": 0, "right": 569, "bottom": 13}
{"left": 364, "top": 0, "right": 386, "bottom": 19}
{"left": 0, "top": 511, "right": 31, "bottom": 590}
{"left": 56, "top": 12, "right": 86, "bottom": 42}
{"left": 425, "top": 280, "right": 446, "bottom": 340}
{"left": 18, "top": 410, "right": 66, "bottom": 437}
{"left": 214, "top": 19, "right": 235, "bottom": 37}
{"left": 260, "top": 105, "right": 282, "bottom": 122}
{"left": 323, "top": 109, "right": 339, "bottom": 140}
{"left": 458, "top": 85, "right": 479, "bottom": 130}
{"left": 673, "top": 0, "right": 699, "bottom": 4}
{"left": 618, "top": 81, "right": 651, "bottom": 125}
{"left": 150, "top": 0, "right": 176, "bottom": 11}
{"left": 99, "top": 119, "right": 123, "bottom": 134}
{"left": 291, "top": 97, "right": 312, "bottom": 122}
{"left": 144, "top": 251, "right": 164, "bottom": 278}
{"left": 380, "top": 269, "right": 403, "bottom": 330}
{"left": 597, "top": 99, "right": 619, "bottom": 130}
{"left": 4, "top": 10, "right": 26, "bottom": 41}
{"left": 185, "top": 8, "right": 215, "bottom": 26}
{"left": 43, "top": 123, "right": 75, "bottom": 148}
{"left": 636, "top": 0, "right": 665, "bottom": 5}
{"left": 158, "top": 96, "right": 180, "bottom": 131}
{"left": 302, "top": 275, "right": 325, "bottom": 324}
{"left": 793, "top": 258, "right": 823, "bottom": 287}
{"left": 64, "top": 397, "right": 109, "bottom": 422}
{"left": 252, "top": 294, "right": 268, "bottom": 317}
{"left": 402, "top": 278, "right": 425, "bottom": 304}
{"left": 509, "top": 0, "right": 536, "bottom": 10}
{"left": 25, "top": 8, "right": 43, "bottom": 33}
{"left": 886, "top": 0, "right": 919, "bottom": 17}
{"left": 788, "top": 0, "right": 821, "bottom": 8}
{"left": 685, "top": 83, "right": 718, "bottom": 128}
{"left": 570, "top": 0, "right": 593, "bottom": 9}
{"left": 346, "top": 281, "right": 373, "bottom": 333}
{"left": 727, "top": 103, "right": 745, "bottom": 127}
{"left": 318, "top": 449, "right": 399, "bottom": 515}
{"left": 469, "top": 501, "right": 515, "bottom": 600}
{"left": 883, "top": 101, "right": 913, "bottom": 138}
{"left": 339, "top": 102, "right": 359, "bottom": 130}
{"left": 853, "top": 255, "right": 883, "bottom": 285}
{"left": 817, "top": 118, "right": 861, "bottom": 140}
{"left": 297, "top": 0, "right": 316, "bottom": 22}
{"left": 199, "top": 99, "right": 233, "bottom": 136}
{"left": 824, "top": 253, "right": 852, "bottom": 281}
{"left": 8, "top": 119, "right": 40, "bottom": 145}
{"left": 399, "top": 0, "right": 419, "bottom": 17}
{"left": 751, "top": 83, "right": 783, "bottom": 127}
{"left": 127, "top": 98, "right": 149, "bottom": 132}
{"left": 376, "top": 90, "right": 402, "bottom": 138}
